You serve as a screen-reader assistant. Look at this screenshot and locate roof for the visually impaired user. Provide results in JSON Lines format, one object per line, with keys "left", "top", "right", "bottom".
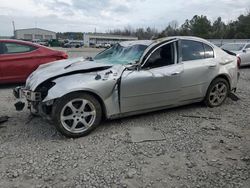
{"left": 155, "top": 36, "right": 211, "bottom": 43}
{"left": 118, "top": 36, "right": 216, "bottom": 48}
{"left": 152, "top": 36, "right": 218, "bottom": 48}
{"left": 15, "top": 28, "right": 56, "bottom": 34}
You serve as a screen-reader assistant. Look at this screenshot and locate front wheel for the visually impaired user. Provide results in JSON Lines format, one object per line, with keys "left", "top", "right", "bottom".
{"left": 52, "top": 93, "right": 102, "bottom": 138}
{"left": 204, "top": 78, "right": 229, "bottom": 107}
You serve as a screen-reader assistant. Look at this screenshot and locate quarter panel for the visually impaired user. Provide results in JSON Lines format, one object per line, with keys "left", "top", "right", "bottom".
{"left": 180, "top": 59, "right": 218, "bottom": 101}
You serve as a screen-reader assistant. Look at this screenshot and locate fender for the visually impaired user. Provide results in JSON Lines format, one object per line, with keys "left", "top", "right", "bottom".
{"left": 43, "top": 65, "right": 126, "bottom": 118}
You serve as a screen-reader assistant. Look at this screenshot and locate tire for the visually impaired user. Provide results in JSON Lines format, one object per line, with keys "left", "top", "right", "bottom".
{"left": 204, "top": 78, "right": 230, "bottom": 107}
{"left": 52, "top": 92, "right": 102, "bottom": 138}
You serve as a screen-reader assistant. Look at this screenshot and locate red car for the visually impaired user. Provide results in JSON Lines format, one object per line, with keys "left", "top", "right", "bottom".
{"left": 0, "top": 39, "right": 68, "bottom": 84}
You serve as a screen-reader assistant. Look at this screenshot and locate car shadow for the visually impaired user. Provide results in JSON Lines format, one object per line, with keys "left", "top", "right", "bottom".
{"left": 240, "top": 65, "right": 250, "bottom": 69}
{"left": 102, "top": 102, "right": 206, "bottom": 127}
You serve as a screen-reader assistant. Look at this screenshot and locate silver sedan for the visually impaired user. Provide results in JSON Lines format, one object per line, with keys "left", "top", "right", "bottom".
{"left": 221, "top": 43, "right": 250, "bottom": 66}
{"left": 14, "top": 36, "right": 239, "bottom": 138}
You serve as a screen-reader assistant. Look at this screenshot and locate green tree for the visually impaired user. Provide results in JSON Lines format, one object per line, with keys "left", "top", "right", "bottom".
{"left": 189, "top": 15, "right": 212, "bottom": 38}
{"left": 236, "top": 13, "right": 250, "bottom": 38}
{"left": 179, "top": 19, "right": 192, "bottom": 35}
{"left": 211, "top": 17, "right": 226, "bottom": 38}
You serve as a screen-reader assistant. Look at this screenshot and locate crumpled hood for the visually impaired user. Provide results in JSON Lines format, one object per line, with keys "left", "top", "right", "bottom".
{"left": 26, "top": 57, "right": 115, "bottom": 90}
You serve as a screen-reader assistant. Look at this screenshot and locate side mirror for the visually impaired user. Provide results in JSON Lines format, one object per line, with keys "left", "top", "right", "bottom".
{"left": 243, "top": 49, "right": 246, "bottom": 53}
{"left": 135, "top": 62, "right": 142, "bottom": 71}
{"left": 126, "top": 61, "right": 141, "bottom": 71}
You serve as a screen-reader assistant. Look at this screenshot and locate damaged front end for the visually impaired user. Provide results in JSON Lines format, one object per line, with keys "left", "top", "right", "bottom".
{"left": 13, "top": 57, "right": 125, "bottom": 120}
{"left": 13, "top": 81, "right": 56, "bottom": 119}
{"left": 13, "top": 87, "right": 41, "bottom": 111}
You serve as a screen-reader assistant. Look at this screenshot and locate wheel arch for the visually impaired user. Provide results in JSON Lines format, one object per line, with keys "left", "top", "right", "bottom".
{"left": 204, "top": 74, "right": 231, "bottom": 107}
{"left": 210, "top": 74, "right": 231, "bottom": 90}
{"left": 54, "top": 90, "right": 108, "bottom": 120}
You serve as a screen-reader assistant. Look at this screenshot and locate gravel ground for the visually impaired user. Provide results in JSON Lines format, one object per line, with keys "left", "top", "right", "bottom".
{"left": 0, "top": 49, "right": 249, "bottom": 188}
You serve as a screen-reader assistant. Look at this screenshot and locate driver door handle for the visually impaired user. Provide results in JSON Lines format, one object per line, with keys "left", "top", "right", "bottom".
{"left": 208, "top": 64, "right": 216, "bottom": 68}
{"left": 171, "top": 72, "right": 181, "bottom": 76}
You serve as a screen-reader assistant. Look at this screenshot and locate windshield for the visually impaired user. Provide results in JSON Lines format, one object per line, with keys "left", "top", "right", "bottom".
{"left": 94, "top": 43, "right": 148, "bottom": 64}
{"left": 221, "top": 43, "right": 245, "bottom": 51}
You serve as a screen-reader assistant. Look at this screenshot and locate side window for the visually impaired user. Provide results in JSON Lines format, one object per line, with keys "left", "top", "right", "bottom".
{"left": 181, "top": 40, "right": 205, "bottom": 61}
{"left": 3, "top": 42, "right": 37, "bottom": 54}
{"left": 143, "top": 43, "right": 175, "bottom": 69}
{"left": 204, "top": 44, "right": 214, "bottom": 58}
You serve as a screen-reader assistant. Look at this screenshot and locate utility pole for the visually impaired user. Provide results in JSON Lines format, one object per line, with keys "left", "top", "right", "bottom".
{"left": 12, "top": 21, "right": 16, "bottom": 38}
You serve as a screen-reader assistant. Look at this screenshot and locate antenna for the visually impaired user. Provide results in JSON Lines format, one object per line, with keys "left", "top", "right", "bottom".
{"left": 12, "top": 21, "right": 16, "bottom": 38}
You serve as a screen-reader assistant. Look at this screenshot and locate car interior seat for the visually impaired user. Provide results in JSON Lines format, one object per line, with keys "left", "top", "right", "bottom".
{"left": 153, "top": 45, "right": 173, "bottom": 67}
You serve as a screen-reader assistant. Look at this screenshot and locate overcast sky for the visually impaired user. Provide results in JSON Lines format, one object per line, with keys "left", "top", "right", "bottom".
{"left": 0, "top": 0, "right": 249, "bottom": 36}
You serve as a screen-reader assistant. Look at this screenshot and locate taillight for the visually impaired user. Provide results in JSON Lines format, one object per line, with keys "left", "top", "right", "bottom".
{"left": 237, "top": 56, "right": 241, "bottom": 68}
{"left": 62, "top": 53, "right": 68, "bottom": 59}
{"left": 55, "top": 52, "right": 68, "bottom": 60}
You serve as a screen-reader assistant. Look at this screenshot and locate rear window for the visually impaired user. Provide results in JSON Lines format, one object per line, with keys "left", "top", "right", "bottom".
{"left": 0, "top": 42, "right": 37, "bottom": 54}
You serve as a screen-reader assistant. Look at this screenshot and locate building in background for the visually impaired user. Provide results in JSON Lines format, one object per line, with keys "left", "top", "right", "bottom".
{"left": 83, "top": 33, "right": 138, "bottom": 47}
{"left": 14, "top": 28, "right": 56, "bottom": 41}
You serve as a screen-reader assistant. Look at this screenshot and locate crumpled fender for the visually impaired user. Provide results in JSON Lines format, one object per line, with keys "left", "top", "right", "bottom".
{"left": 43, "top": 65, "right": 125, "bottom": 117}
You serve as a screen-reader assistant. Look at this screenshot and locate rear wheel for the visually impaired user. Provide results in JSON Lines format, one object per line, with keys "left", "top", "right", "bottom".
{"left": 52, "top": 92, "right": 102, "bottom": 138}
{"left": 205, "top": 78, "right": 229, "bottom": 107}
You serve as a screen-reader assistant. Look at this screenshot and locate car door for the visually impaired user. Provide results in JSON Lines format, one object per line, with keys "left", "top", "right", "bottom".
{"left": 0, "top": 42, "right": 38, "bottom": 83}
{"left": 179, "top": 40, "right": 217, "bottom": 102}
{"left": 120, "top": 41, "right": 183, "bottom": 113}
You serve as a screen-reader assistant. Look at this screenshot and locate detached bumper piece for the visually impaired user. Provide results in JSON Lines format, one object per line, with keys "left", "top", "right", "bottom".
{"left": 228, "top": 92, "right": 240, "bottom": 101}
{"left": 14, "top": 101, "right": 25, "bottom": 111}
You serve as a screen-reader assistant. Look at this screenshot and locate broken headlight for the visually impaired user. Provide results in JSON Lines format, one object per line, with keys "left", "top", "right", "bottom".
{"left": 35, "top": 81, "right": 56, "bottom": 100}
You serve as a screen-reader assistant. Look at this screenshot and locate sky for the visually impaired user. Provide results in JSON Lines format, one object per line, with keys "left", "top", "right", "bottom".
{"left": 0, "top": 0, "right": 249, "bottom": 36}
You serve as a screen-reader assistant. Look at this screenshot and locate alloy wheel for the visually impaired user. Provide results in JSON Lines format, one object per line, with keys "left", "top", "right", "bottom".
{"left": 208, "top": 82, "right": 228, "bottom": 106}
{"left": 60, "top": 98, "right": 96, "bottom": 133}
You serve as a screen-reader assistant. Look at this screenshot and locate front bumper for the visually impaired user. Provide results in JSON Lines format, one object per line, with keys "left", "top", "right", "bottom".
{"left": 13, "top": 87, "right": 42, "bottom": 112}
{"left": 13, "top": 87, "right": 41, "bottom": 101}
